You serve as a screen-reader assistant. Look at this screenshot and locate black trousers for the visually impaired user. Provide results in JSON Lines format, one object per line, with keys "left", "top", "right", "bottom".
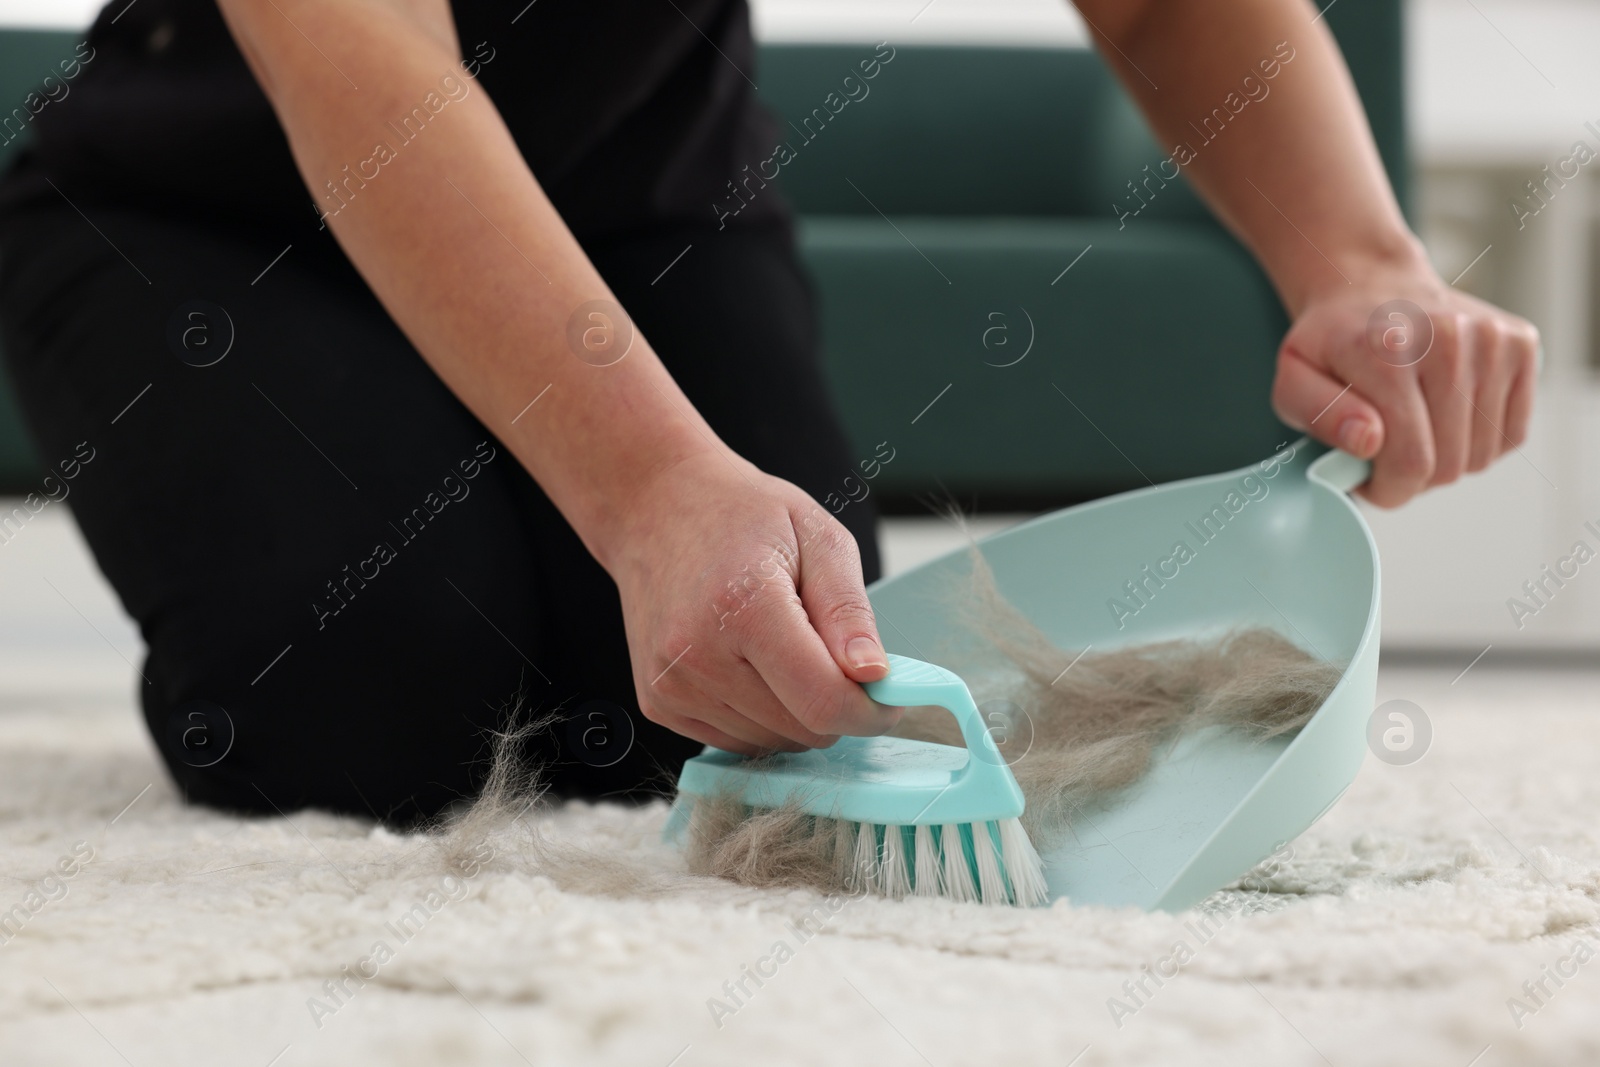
{"left": 0, "top": 202, "right": 880, "bottom": 824}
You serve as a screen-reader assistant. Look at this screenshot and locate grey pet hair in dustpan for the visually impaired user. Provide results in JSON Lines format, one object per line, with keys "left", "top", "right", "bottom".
{"left": 681, "top": 547, "right": 1344, "bottom": 897}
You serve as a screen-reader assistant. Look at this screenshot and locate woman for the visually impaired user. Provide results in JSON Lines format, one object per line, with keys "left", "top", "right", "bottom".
{"left": 0, "top": 0, "right": 1537, "bottom": 824}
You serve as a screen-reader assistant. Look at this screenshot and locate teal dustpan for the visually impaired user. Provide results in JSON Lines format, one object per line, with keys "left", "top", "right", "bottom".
{"left": 865, "top": 437, "right": 1379, "bottom": 911}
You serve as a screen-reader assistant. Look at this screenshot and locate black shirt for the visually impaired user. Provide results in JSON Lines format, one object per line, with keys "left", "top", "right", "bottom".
{"left": 0, "top": 0, "right": 789, "bottom": 241}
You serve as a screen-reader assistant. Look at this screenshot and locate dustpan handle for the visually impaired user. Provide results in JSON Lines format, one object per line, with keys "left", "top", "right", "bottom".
{"left": 1278, "top": 436, "right": 1370, "bottom": 496}
{"left": 864, "top": 653, "right": 1011, "bottom": 776}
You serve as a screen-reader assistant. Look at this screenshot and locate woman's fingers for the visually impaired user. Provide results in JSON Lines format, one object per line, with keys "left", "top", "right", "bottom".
{"left": 1418, "top": 316, "right": 1474, "bottom": 486}
{"left": 1503, "top": 329, "right": 1539, "bottom": 452}
{"left": 618, "top": 458, "right": 905, "bottom": 753}
{"left": 1271, "top": 344, "right": 1384, "bottom": 458}
{"left": 716, "top": 510, "right": 898, "bottom": 740}
{"left": 630, "top": 494, "right": 895, "bottom": 750}
{"left": 708, "top": 657, "right": 842, "bottom": 749}
{"left": 642, "top": 644, "right": 809, "bottom": 753}
{"left": 792, "top": 504, "right": 891, "bottom": 684}
{"left": 1353, "top": 325, "right": 1443, "bottom": 508}
{"left": 1273, "top": 283, "right": 1541, "bottom": 509}
{"left": 1278, "top": 335, "right": 1437, "bottom": 508}
{"left": 655, "top": 708, "right": 778, "bottom": 758}
{"left": 1466, "top": 320, "right": 1516, "bottom": 472}
{"left": 735, "top": 591, "right": 900, "bottom": 739}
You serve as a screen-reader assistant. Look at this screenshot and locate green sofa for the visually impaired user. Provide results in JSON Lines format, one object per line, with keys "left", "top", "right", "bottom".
{"left": 0, "top": 4, "right": 1404, "bottom": 505}
{"left": 753, "top": 4, "right": 1406, "bottom": 509}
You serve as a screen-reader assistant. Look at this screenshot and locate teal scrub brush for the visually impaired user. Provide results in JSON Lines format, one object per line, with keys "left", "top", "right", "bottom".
{"left": 664, "top": 653, "right": 1048, "bottom": 906}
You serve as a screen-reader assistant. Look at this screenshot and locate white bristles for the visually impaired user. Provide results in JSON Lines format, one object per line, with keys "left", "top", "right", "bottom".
{"left": 972, "top": 821, "right": 1009, "bottom": 904}
{"left": 816, "top": 816, "right": 1044, "bottom": 907}
{"left": 912, "top": 824, "right": 942, "bottom": 897}
{"left": 997, "top": 817, "right": 1049, "bottom": 907}
{"left": 880, "top": 825, "right": 911, "bottom": 898}
{"left": 853, "top": 821, "right": 881, "bottom": 894}
{"left": 941, "top": 823, "right": 978, "bottom": 903}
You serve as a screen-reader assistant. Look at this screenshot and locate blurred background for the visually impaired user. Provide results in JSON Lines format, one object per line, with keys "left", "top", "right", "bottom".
{"left": 0, "top": 0, "right": 1594, "bottom": 714}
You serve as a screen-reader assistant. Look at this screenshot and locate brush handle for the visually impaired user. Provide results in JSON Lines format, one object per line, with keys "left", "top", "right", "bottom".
{"left": 864, "top": 653, "right": 1010, "bottom": 774}
{"left": 673, "top": 652, "right": 1027, "bottom": 827}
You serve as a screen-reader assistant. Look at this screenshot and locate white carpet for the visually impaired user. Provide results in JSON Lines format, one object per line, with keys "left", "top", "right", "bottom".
{"left": 2, "top": 665, "right": 1598, "bottom": 1067}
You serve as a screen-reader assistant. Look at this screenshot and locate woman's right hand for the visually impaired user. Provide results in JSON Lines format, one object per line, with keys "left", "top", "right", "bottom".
{"left": 604, "top": 449, "right": 900, "bottom": 756}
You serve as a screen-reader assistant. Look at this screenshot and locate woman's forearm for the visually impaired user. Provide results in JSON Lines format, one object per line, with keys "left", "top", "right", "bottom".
{"left": 216, "top": 0, "right": 721, "bottom": 571}
{"left": 1076, "top": 0, "right": 1430, "bottom": 314}
{"left": 1078, "top": 0, "right": 1539, "bottom": 510}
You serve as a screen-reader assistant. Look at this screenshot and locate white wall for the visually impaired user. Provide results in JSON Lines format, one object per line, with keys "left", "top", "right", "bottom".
{"left": 0, "top": 0, "right": 99, "bottom": 28}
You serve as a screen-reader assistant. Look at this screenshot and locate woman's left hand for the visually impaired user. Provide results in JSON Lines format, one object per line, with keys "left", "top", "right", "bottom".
{"left": 1268, "top": 261, "right": 1540, "bottom": 508}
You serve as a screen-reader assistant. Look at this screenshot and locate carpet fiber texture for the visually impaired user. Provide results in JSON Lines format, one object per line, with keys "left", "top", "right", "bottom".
{"left": 2, "top": 667, "right": 1598, "bottom": 1067}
